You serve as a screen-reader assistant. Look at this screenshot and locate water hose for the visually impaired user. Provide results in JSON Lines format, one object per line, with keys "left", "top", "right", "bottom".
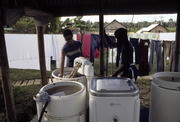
{"left": 38, "top": 101, "right": 49, "bottom": 122}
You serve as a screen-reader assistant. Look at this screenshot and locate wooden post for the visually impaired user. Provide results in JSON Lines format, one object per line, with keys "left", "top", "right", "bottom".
{"left": 174, "top": 11, "right": 180, "bottom": 72}
{"left": 36, "top": 26, "right": 48, "bottom": 86}
{"left": 106, "top": 47, "right": 109, "bottom": 76}
{"left": 111, "top": 48, "right": 114, "bottom": 75}
{"left": 99, "top": 0, "right": 104, "bottom": 76}
{"left": 0, "top": 13, "right": 17, "bottom": 122}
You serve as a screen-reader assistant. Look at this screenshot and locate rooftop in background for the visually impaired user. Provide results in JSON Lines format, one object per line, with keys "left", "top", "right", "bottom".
{"left": 104, "top": 19, "right": 126, "bottom": 33}
{"left": 137, "top": 24, "right": 168, "bottom": 33}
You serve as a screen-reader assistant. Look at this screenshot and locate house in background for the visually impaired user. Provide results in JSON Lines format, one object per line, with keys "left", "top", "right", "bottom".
{"left": 104, "top": 19, "right": 126, "bottom": 34}
{"left": 136, "top": 23, "right": 167, "bottom": 33}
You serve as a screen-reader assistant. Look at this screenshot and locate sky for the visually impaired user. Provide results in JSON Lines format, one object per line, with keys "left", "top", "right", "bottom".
{"left": 61, "top": 14, "right": 177, "bottom": 23}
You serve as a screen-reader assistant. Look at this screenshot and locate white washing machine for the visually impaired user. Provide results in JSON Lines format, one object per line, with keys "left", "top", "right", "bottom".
{"left": 89, "top": 78, "right": 140, "bottom": 122}
{"left": 34, "top": 81, "right": 86, "bottom": 122}
{"left": 149, "top": 72, "right": 180, "bottom": 122}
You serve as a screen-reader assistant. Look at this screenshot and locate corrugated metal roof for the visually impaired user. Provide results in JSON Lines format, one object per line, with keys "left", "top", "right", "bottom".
{"left": 143, "top": 24, "right": 159, "bottom": 31}
{"left": 4, "top": 0, "right": 179, "bottom": 16}
{"left": 136, "top": 24, "right": 166, "bottom": 33}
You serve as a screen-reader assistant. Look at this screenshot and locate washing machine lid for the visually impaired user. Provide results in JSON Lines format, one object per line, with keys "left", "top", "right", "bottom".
{"left": 153, "top": 72, "right": 180, "bottom": 90}
{"left": 90, "top": 78, "right": 139, "bottom": 97}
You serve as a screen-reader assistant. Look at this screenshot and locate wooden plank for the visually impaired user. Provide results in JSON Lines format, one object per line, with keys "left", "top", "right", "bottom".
{"left": 36, "top": 26, "right": 48, "bottom": 86}
{"left": 33, "top": 79, "right": 41, "bottom": 85}
{"left": 99, "top": 0, "right": 105, "bottom": 76}
{"left": 174, "top": 12, "right": 180, "bottom": 72}
{"left": 0, "top": 14, "right": 17, "bottom": 122}
{"left": 27, "top": 79, "right": 34, "bottom": 85}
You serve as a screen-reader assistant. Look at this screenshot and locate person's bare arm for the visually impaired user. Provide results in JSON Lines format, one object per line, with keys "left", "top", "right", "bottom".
{"left": 59, "top": 51, "right": 65, "bottom": 77}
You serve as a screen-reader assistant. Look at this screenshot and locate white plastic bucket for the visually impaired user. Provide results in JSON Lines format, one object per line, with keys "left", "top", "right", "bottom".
{"left": 149, "top": 72, "right": 180, "bottom": 122}
{"left": 51, "top": 68, "right": 87, "bottom": 88}
{"left": 35, "top": 81, "right": 86, "bottom": 122}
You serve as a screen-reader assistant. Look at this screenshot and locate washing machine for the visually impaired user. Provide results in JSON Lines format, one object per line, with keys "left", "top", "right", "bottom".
{"left": 34, "top": 81, "right": 86, "bottom": 122}
{"left": 89, "top": 78, "right": 140, "bottom": 122}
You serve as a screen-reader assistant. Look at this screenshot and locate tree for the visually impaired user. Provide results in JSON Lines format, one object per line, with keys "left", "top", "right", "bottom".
{"left": 7, "top": 16, "right": 36, "bottom": 34}
{"left": 44, "top": 17, "right": 72, "bottom": 34}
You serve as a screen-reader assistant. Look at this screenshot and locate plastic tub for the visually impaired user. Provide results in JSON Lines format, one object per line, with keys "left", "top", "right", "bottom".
{"left": 51, "top": 68, "right": 87, "bottom": 88}
{"left": 34, "top": 81, "right": 86, "bottom": 122}
{"left": 149, "top": 72, "right": 180, "bottom": 122}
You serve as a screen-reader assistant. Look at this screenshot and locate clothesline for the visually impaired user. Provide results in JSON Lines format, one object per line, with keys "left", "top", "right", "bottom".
{"left": 4, "top": 33, "right": 176, "bottom": 71}
{"left": 128, "top": 32, "right": 175, "bottom": 41}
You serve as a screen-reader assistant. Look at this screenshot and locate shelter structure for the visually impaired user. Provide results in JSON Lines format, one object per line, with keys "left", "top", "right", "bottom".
{"left": 0, "top": 0, "right": 180, "bottom": 121}
{"left": 104, "top": 19, "right": 126, "bottom": 34}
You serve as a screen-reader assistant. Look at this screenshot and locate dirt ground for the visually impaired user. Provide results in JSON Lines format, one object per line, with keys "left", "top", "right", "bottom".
{"left": 135, "top": 75, "right": 152, "bottom": 122}
{"left": 136, "top": 76, "right": 152, "bottom": 107}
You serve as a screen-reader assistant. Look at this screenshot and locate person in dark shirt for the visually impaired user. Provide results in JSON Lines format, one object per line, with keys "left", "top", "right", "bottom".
{"left": 59, "top": 29, "right": 83, "bottom": 77}
{"left": 105, "top": 28, "right": 137, "bottom": 80}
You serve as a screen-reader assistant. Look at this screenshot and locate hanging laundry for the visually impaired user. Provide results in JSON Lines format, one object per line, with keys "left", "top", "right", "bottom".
{"left": 139, "top": 39, "right": 150, "bottom": 76}
{"left": 90, "top": 34, "right": 100, "bottom": 63}
{"left": 149, "top": 40, "right": 163, "bottom": 72}
{"left": 77, "top": 34, "right": 89, "bottom": 57}
{"left": 163, "top": 41, "right": 173, "bottom": 71}
{"left": 52, "top": 34, "right": 66, "bottom": 68}
{"left": 5, "top": 34, "right": 52, "bottom": 71}
{"left": 170, "top": 41, "right": 176, "bottom": 71}
{"left": 77, "top": 34, "right": 100, "bottom": 58}
{"left": 90, "top": 34, "right": 109, "bottom": 63}
{"left": 130, "top": 38, "right": 140, "bottom": 64}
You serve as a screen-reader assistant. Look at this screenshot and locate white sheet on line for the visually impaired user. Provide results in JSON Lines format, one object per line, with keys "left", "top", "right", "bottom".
{"left": 5, "top": 34, "right": 51, "bottom": 71}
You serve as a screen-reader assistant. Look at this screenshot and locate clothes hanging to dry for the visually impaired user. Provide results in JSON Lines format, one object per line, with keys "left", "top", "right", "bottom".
{"left": 130, "top": 38, "right": 140, "bottom": 64}
{"left": 163, "top": 41, "right": 176, "bottom": 71}
{"left": 139, "top": 39, "right": 150, "bottom": 76}
{"left": 149, "top": 40, "right": 163, "bottom": 72}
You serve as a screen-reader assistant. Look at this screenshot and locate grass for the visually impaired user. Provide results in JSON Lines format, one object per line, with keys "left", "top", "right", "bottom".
{"left": 0, "top": 84, "right": 41, "bottom": 122}
{"left": 0, "top": 61, "right": 56, "bottom": 121}
{"left": 0, "top": 60, "right": 56, "bottom": 82}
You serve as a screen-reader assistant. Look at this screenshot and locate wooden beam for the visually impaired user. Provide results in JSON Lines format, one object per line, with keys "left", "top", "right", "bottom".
{"left": 99, "top": 0, "right": 104, "bottom": 76}
{"left": 36, "top": 26, "right": 48, "bottom": 86}
{"left": 106, "top": 47, "right": 109, "bottom": 76}
{"left": 0, "top": 13, "right": 17, "bottom": 122}
{"left": 174, "top": 11, "right": 180, "bottom": 72}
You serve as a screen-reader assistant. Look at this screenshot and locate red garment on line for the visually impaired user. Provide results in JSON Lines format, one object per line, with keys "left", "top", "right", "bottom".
{"left": 77, "top": 34, "right": 100, "bottom": 58}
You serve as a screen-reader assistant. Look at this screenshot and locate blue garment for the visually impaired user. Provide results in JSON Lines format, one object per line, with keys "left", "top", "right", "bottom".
{"left": 130, "top": 38, "right": 140, "bottom": 64}
{"left": 149, "top": 40, "right": 163, "bottom": 72}
{"left": 62, "top": 40, "right": 82, "bottom": 67}
{"left": 90, "top": 34, "right": 110, "bottom": 63}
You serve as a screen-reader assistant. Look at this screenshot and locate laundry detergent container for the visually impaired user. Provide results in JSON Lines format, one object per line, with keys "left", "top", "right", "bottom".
{"left": 51, "top": 68, "right": 87, "bottom": 88}
{"left": 149, "top": 72, "right": 180, "bottom": 122}
{"left": 89, "top": 78, "right": 140, "bottom": 122}
{"left": 34, "top": 81, "right": 86, "bottom": 122}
